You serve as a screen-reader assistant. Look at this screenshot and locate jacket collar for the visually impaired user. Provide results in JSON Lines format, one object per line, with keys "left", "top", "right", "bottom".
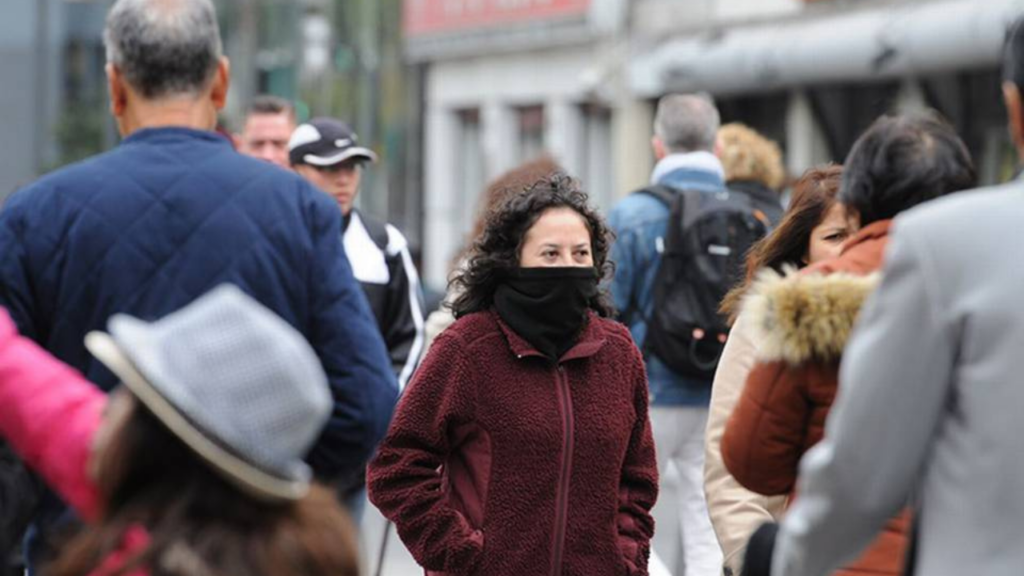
{"left": 491, "top": 309, "right": 607, "bottom": 363}
{"left": 651, "top": 151, "right": 725, "bottom": 186}
{"left": 122, "top": 126, "right": 231, "bottom": 147}
{"left": 741, "top": 219, "right": 892, "bottom": 364}
{"left": 743, "top": 269, "right": 880, "bottom": 365}
{"left": 840, "top": 219, "right": 892, "bottom": 255}
{"left": 343, "top": 209, "right": 357, "bottom": 232}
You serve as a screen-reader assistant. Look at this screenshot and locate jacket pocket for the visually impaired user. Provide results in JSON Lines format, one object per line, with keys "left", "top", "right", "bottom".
{"left": 443, "top": 422, "right": 492, "bottom": 529}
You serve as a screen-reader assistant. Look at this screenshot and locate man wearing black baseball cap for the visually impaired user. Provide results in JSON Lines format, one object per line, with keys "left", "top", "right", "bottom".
{"left": 290, "top": 118, "right": 425, "bottom": 395}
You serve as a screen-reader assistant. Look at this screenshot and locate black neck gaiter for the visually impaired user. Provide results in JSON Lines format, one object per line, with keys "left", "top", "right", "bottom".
{"left": 493, "top": 267, "right": 599, "bottom": 361}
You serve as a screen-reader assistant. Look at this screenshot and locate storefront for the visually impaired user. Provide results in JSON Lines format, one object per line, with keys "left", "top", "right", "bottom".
{"left": 629, "top": 0, "right": 1024, "bottom": 184}
{"left": 409, "top": 0, "right": 1024, "bottom": 289}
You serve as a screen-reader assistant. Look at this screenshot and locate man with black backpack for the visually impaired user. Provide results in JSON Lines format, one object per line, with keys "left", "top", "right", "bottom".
{"left": 610, "top": 93, "right": 770, "bottom": 576}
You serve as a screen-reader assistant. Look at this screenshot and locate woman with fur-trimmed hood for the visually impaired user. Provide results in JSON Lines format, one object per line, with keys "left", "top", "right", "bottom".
{"left": 721, "top": 113, "right": 976, "bottom": 576}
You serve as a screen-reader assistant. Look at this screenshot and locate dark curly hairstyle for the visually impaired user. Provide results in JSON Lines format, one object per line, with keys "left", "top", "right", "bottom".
{"left": 450, "top": 173, "right": 615, "bottom": 319}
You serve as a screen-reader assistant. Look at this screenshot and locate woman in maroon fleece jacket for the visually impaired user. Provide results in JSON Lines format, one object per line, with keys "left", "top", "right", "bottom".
{"left": 368, "top": 174, "right": 658, "bottom": 576}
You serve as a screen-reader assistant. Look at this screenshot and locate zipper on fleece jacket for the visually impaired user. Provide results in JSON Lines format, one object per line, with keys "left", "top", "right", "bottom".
{"left": 550, "top": 365, "right": 574, "bottom": 576}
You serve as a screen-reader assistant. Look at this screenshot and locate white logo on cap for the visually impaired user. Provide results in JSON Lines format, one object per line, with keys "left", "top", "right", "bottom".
{"left": 288, "top": 124, "right": 322, "bottom": 150}
{"left": 335, "top": 138, "right": 353, "bottom": 148}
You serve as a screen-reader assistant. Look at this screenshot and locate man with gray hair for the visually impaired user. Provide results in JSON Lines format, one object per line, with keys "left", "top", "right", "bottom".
{"left": 609, "top": 93, "right": 729, "bottom": 576}
{"left": 0, "top": 0, "right": 397, "bottom": 570}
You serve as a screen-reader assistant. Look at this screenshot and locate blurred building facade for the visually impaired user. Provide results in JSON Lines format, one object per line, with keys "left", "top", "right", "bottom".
{"left": 3, "top": 0, "right": 1022, "bottom": 291}
{"left": 409, "top": 0, "right": 1024, "bottom": 289}
{"left": 404, "top": 0, "right": 627, "bottom": 287}
{"left": 0, "top": 0, "right": 302, "bottom": 198}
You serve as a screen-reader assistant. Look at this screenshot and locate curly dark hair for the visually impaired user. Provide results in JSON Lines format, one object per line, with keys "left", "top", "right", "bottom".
{"left": 450, "top": 173, "right": 615, "bottom": 319}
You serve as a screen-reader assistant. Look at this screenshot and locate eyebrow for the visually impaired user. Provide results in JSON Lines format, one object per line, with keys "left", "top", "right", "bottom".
{"left": 539, "top": 242, "right": 591, "bottom": 249}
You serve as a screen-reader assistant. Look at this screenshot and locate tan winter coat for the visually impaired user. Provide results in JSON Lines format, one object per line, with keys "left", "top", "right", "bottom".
{"left": 721, "top": 221, "right": 910, "bottom": 576}
{"left": 703, "top": 310, "right": 787, "bottom": 576}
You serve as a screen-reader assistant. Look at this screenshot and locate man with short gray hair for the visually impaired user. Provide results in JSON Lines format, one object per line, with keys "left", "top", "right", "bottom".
{"left": 0, "top": 0, "right": 396, "bottom": 569}
{"left": 608, "top": 92, "right": 727, "bottom": 576}
{"left": 653, "top": 93, "right": 721, "bottom": 160}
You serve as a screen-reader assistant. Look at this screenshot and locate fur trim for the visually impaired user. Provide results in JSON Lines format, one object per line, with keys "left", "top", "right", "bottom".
{"left": 742, "top": 268, "right": 880, "bottom": 364}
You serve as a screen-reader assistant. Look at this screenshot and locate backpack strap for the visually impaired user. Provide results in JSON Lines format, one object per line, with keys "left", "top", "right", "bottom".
{"left": 635, "top": 184, "right": 678, "bottom": 208}
{"left": 619, "top": 186, "right": 677, "bottom": 327}
{"left": 680, "top": 188, "right": 704, "bottom": 233}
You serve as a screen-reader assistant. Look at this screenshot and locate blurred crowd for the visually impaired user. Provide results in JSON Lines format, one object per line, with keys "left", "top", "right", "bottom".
{"left": 1, "top": 1, "right": 1023, "bottom": 576}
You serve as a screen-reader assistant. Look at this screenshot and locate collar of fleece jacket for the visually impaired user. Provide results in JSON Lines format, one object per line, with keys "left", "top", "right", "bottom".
{"left": 740, "top": 222, "right": 893, "bottom": 365}
{"left": 492, "top": 309, "right": 608, "bottom": 362}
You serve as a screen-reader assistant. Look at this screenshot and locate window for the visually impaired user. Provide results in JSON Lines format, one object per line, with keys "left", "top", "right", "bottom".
{"left": 456, "top": 108, "right": 485, "bottom": 231}
{"left": 716, "top": 92, "right": 789, "bottom": 157}
{"left": 516, "top": 105, "right": 545, "bottom": 164}
{"left": 579, "top": 103, "right": 615, "bottom": 211}
{"left": 922, "top": 70, "right": 1013, "bottom": 185}
{"left": 807, "top": 81, "right": 901, "bottom": 161}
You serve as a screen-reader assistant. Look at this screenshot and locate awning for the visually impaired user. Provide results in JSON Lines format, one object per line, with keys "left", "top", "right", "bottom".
{"left": 629, "top": 0, "right": 1024, "bottom": 97}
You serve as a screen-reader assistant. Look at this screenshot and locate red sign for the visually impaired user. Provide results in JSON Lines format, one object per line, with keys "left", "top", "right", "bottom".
{"left": 404, "top": 0, "right": 592, "bottom": 36}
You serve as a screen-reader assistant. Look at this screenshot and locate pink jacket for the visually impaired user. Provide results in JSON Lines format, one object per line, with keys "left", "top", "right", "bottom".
{"left": 0, "top": 309, "right": 148, "bottom": 576}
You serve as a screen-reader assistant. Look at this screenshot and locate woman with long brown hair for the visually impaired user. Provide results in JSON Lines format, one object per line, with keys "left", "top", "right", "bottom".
{"left": 703, "top": 165, "right": 851, "bottom": 575}
{"left": 0, "top": 285, "right": 359, "bottom": 576}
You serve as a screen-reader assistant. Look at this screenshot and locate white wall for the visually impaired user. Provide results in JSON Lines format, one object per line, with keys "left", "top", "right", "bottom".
{"left": 632, "top": 0, "right": 799, "bottom": 37}
{"left": 714, "top": 0, "right": 801, "bottom": 22}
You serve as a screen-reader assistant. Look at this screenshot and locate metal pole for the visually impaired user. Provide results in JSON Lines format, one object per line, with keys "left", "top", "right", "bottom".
{"left": 237, "top": 0, "right": 259, "bottom": 109}
{"left": 374, "top": 520, "right": 392, "bottom": 576}
{"left": 33, "top": 0, "right": 50, "bottom": 175}
{"left": 319, "top": 0, "right": 336, "bottom": 115}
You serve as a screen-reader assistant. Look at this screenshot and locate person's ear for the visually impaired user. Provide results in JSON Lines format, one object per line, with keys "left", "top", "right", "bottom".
{"left": 106, "top": 64, "right": 128, "bottom": 118}
{"left": 652, "top": 136, "right": 667, "bottom": 160}
{"left": 1003, "top": 81, "right": 1024, "bottom": 160}
{"left": 210, "top": 57, "right": 230, "bottom": 111}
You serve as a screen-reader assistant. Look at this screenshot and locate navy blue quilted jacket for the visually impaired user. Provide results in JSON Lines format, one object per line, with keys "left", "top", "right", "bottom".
{"left": 0, "top": 127, "right": 398, "bottom": 481}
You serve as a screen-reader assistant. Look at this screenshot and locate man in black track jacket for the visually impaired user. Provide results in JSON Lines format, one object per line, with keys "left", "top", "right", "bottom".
{"left": 290, "top": 117, "right": 425, "bottom": 391}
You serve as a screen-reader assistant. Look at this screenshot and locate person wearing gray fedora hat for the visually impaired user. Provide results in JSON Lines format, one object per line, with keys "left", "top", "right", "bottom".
{"left": 0, "top": 285, "right": 360, "bottom": 576}
{"left": 0, "top": 0, "right": 397, "bottom": 570}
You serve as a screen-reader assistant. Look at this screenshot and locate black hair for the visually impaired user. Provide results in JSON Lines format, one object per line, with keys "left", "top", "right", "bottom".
{"left": 449, "top": 173, "right": 615, "bottom": 319}
{"left": 839, "top": 113, "right": 976, "bottom": 225}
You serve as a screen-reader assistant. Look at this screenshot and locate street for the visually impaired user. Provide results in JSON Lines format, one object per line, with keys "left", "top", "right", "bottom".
{"left": 361, "top": 504, "right": 421, "bottom": 576}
